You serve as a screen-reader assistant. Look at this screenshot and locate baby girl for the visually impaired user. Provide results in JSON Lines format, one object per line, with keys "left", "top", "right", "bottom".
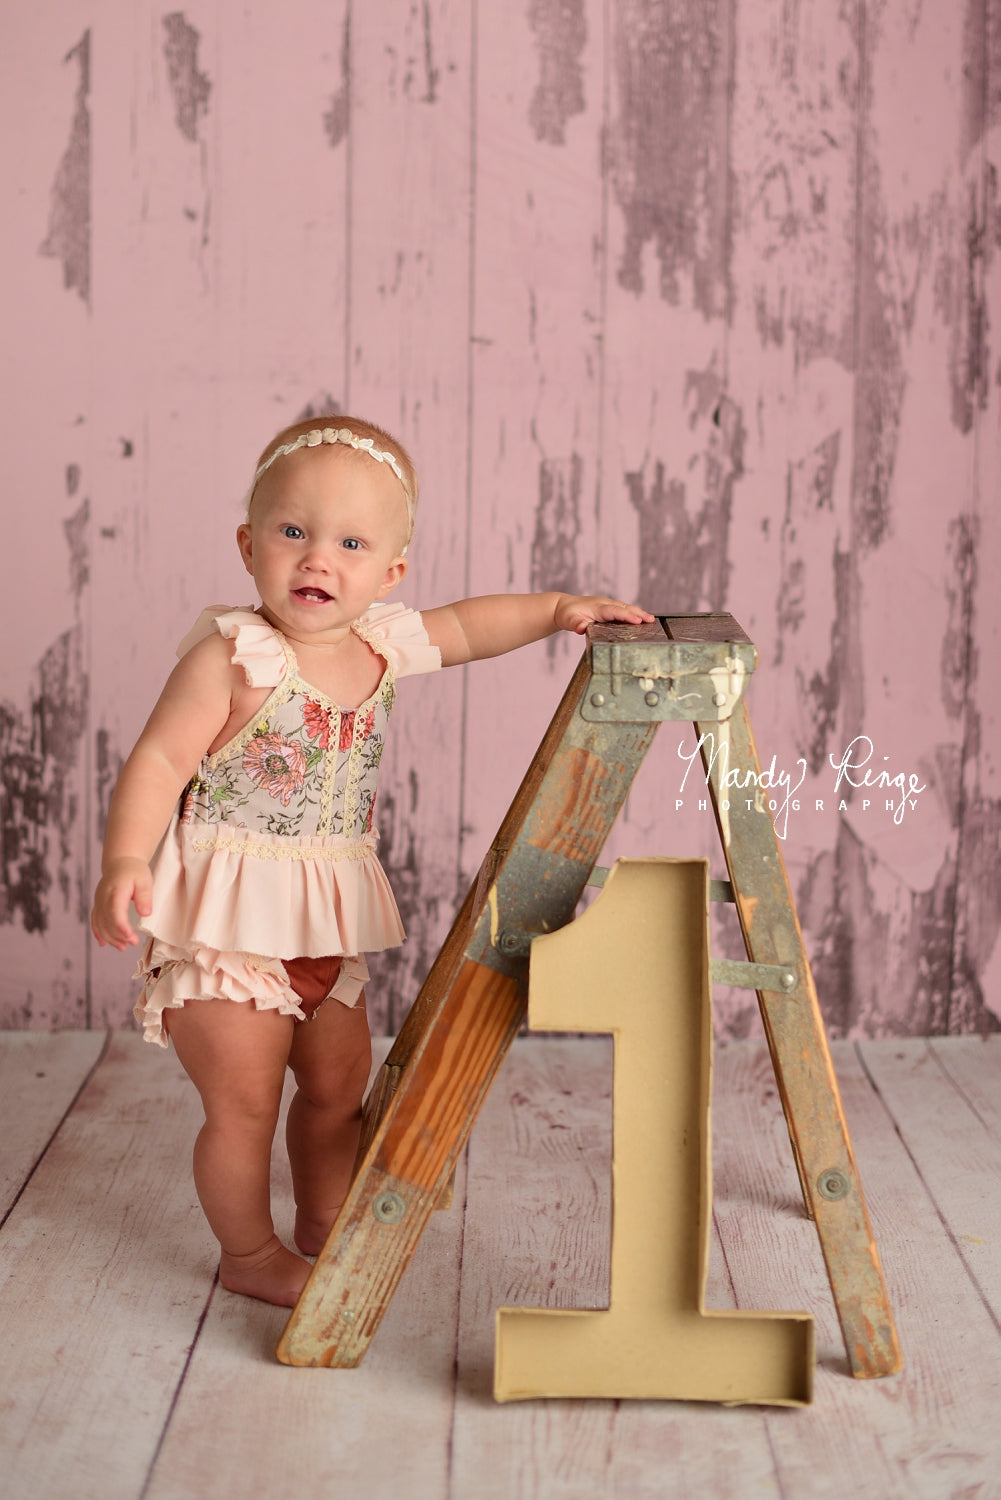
{"left": 91, "top": 416, "right": 652, "bottom": 1307}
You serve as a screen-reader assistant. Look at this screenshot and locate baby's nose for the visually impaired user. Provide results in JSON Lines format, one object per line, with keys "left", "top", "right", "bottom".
{"left": 302, "top": 542, "right": 333, "bottom": 569}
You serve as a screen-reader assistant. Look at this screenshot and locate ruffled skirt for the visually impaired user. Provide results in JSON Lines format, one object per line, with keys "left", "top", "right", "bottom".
{"left": 134, "top": 819, "right": 400, "bottom": 1047}
{"left": 146, "top": 821, "right": 406, "bottom": 958}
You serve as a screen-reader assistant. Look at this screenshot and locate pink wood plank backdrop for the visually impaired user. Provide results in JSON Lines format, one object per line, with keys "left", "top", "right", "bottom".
{"left": 1, "top": 0, "right": 999, "bottom": 1039}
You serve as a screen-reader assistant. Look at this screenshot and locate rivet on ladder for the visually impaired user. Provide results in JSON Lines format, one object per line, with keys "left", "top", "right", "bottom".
{"left": 372, "top": 1191, "right": 407, "bottom": 1223}
{"left": 816, "top": 1170, "right": 850, "bottom": 1202}
{"left": 497, "top": 928, "right": 530, "bottom": 956}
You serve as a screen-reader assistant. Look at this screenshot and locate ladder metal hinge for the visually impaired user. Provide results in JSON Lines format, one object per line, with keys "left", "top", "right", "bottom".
{"left": 581, "top": 639, "right": 755, "bottom": 724}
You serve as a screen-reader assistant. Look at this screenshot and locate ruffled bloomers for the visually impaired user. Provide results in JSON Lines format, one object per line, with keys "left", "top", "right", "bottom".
{"left": 134, "top": 940, "right": 369, "bottom": 1048}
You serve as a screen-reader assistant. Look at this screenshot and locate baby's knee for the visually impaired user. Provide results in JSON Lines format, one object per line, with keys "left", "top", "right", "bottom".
{"left": 293, "top": 1067, "right": 367, "bottom": 1116}
{"left": 203, "top": 1082, "right": 284, "bottom": 1135}
{"left": 290, "top": 1003, "right": 371, "bottom": 1095}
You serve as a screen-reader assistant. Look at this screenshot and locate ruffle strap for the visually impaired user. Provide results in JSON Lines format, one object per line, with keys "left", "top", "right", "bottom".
{"left": 354, "top": 602, "right": 442, "bottom": 679}
{"left": 175, "top": 602, "right": 439, "bottom": 685}
{"left": 175, "top": 606, "right": 288, "bottom": 687}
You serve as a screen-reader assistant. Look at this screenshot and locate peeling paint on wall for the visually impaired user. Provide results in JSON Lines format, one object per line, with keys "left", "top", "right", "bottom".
{"left": 941, "top": 513, "right": 976, "bottom": 721}
{"left": 945, "top": 173, "right": 994, "bottom": 434}
{"left": 531, "top": 455, "right": 582, "bottom": 598}
{"left": 1, "top": 486, "right": 89, "bottom": 940}
{"left": 777, "top": 431, "right": 848, "bottom": 773}
{"left": 527, "top": 0, "right": 586, "bottom": 145}
{"left": 852, "top": 279, "right": 903, "bottom": 549}
{"left": 738, "top": 0, "right": 858, "bottom": 371}
{"left": 64, "top": 495, "right": 90, "bottom": 599}
{"left": 94, "top": 728, "right": 122, "bottom": 845}
{"left": 952, "top": 794, "right": 1001, "bottom": 1031}
{"left": 852, "top": 128, "right": 905, "bottom": 554}
{"left": 324, "top": 13, "right": 351, "bottom": 147}
{"left": 416, "top": 0, "right": 440, "bottom": 103}
{"left": 39, "top": 32, "right": 90, "bottom": 305}
{"left": 627, "top": 464, "right": 689, "bottom": 609}
{"left": 625, "top": 379, "right": 742, "bottom": 611}
{"left": 991, "top": 0, "right": 1001, "bottom": 129}
{"left": 608, "top": 0, "right": 732, "bottom": 314}
{"left": 797, "top": 844, "right": 853, "bottom": 1035}
{"left": 626, "top": 460, "right": 730, "bottom": 613}
{"left": 0, "top": 628, "right": 88, "bottom": 935}
{"left": 800, "top": 830, "right": 962, "bottom": 1037}
{"left": 364, "top": 774, "right": 442, "bottom": 1034}
{"left": 700, "top": 388, "right": 744, "bottom": 599}
{"left": 162, "top": 13, "right": 212, "bottom": 143}
{"left": 385, "top": 2, "right": 442, "bottom": 103}
{"left": 959, "top": 0, "right": 1001, "bottom": 160}
{"left": 800, "top": 549, "right": 851, "bottom": 775}
{"left": 902, "top": 859, "right": 959, "bottom": 1036}
{"left": 296, "top": 393, "right": 343, "bottom": 425}
{"left": 778, "top": 432, "right": 839, "bottom": 642}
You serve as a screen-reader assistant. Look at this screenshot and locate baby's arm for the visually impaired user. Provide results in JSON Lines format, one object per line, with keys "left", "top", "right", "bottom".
{"left": 91, "top": 636, "right": 236, "bottom": 952}
{"left": 422, "top": 592, "right": 654, "bottom": 667}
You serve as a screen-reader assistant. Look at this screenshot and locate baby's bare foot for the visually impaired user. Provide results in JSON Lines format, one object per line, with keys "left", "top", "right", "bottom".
{"left": 219, "top": 1235, "right": 312, "bottom": 1307}
{"left": 294, "top": 1206, "right": 342, "bottom": 1258}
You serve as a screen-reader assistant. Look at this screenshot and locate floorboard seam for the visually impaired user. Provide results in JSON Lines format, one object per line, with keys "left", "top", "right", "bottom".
{"left": 137, "top": 1275, "right": 220, "bottom": 1500}
{"left": 716, "top": 1173, "right": 790, "bottom": 1497}
{"left": 853, "top": 1040, "right": 1001, "bottom": 1339}
{"left": 445, "top": 1141, "right": 471, "bottom": 1500}
{"left": 0, "top": 1027, "right": 112, "bottom": 1234}
{"left": 927, "top": 1038, "right": 999, "bottom": 1136}
{"left": 711, "top": 1203, "right": 741, "bottom": 1306}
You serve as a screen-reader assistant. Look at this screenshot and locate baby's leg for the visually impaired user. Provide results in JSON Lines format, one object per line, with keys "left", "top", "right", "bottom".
{"left": 165, "top": 999, "right": 311, "bottom": 1307}
{"left": 286, "top": 993, "right": 372, "bottom": 1256}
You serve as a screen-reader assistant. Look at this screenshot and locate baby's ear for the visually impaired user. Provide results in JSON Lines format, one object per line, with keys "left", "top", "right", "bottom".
{"left": 236, "top": 523, "right": 254, "bottom": 574}
{"left": 377, "top": 556, "right": 408, "bottom": 598}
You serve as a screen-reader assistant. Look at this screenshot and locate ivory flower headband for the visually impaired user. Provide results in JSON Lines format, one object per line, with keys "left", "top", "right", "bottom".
{"left": 251, "top": 426, "right": 415, "bottom": 546}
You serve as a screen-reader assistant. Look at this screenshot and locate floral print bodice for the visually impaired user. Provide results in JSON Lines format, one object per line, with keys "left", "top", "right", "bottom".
{"left": 179, "top": 615, "right": 404, "bottom": 844}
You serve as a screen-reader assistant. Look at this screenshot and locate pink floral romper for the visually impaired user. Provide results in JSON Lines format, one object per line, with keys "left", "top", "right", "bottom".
{"left": 134, "top": 603, "right": 441, "bottom": 1046}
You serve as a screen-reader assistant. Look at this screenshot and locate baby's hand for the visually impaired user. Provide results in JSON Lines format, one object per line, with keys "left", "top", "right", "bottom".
{"left": 554, "top": 595, "right": 656, "bottom": 635}
{"left": 91, "top": 858, "right": 154, "bottom": 951}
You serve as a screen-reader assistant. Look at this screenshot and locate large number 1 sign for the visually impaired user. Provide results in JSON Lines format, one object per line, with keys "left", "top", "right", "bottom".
{"left": 494, "top": 858, "right": 815, "bottom": 1405}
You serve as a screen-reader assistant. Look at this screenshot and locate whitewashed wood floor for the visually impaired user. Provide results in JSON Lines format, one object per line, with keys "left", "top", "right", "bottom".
{"left": 1, "top": 1029, "right": 999, "bottom": 1500}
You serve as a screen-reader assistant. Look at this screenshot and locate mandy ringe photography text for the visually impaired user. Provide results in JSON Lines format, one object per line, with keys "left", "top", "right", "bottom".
{"left": 675, "top": 732, "right": 927, "bottom": 840}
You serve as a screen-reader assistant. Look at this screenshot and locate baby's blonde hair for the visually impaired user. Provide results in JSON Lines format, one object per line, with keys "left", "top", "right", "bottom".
{"left": 247, "top": 414, "right": 418, "bottom": 546}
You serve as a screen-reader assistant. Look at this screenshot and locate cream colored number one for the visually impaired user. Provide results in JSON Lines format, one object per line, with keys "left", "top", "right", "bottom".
{"left": 494, "top": 858, "right": 815, "bottom": 1406}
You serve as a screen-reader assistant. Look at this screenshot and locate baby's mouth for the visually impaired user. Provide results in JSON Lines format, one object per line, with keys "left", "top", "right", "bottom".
{"left": 294, "top": 587, "right": 333, "bottom": 603}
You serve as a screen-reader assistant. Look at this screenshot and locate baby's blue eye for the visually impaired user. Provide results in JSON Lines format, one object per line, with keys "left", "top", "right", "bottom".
{"left": 281, "top": 525, "right": 304, "bottom": 540}
{"left": 342, "top": 537, "right": 362, "bottom": 551}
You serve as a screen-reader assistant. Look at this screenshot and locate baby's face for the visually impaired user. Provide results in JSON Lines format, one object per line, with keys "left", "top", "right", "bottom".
{"left": 238, "top": 445, "right": 409, "bottom": 639}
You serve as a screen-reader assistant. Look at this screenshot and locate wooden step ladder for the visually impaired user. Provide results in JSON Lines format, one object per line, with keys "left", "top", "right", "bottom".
{"left": 277, "top": 613, "right": 902, "bottom": 1380}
